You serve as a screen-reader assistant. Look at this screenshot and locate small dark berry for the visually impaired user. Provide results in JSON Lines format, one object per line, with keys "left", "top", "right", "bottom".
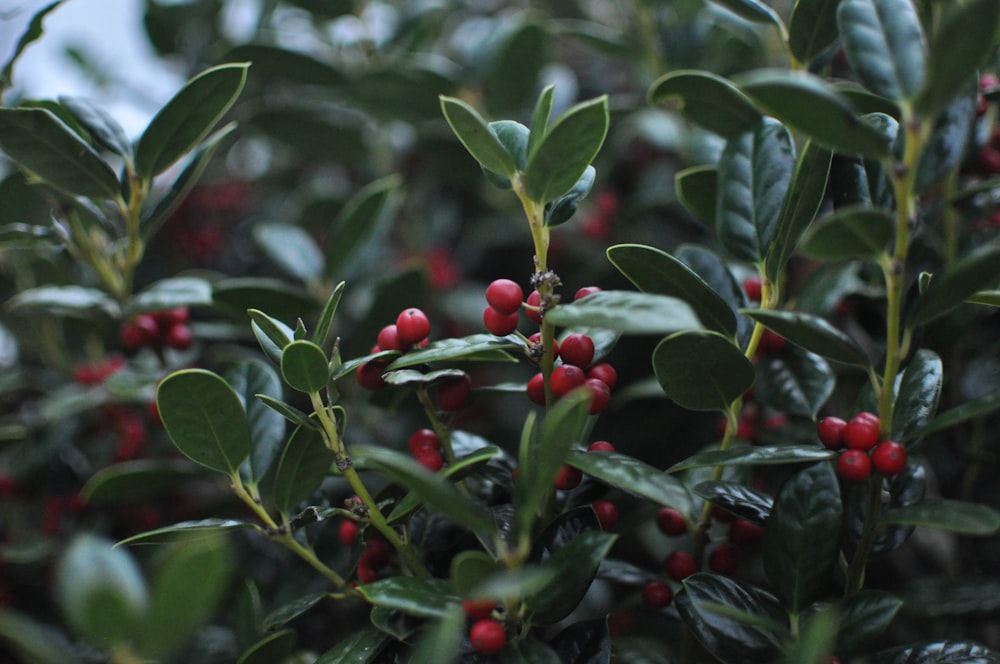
{"left": 663, "top": 550, "right": 697, "bottom": 581}
{"left": 575, "top": 286, "right": 601, "bottom": 300}
{"left": 743, "top": 275, "right": 762, "bottom": 301}
{"left": 817, "top": 416, "right": 847, "bottom": 450}
{"left": 356, "top": 361, "right": 388, "bottom": 390}
{"left": 408, "top": 429, "right": 440, "bottom": 453}
{"left": 338, "top": 520, "right": 358, "bottom": 546}
{"left": 642, "top": 581, "right": 674, "bottom": 609}
{"left": 435, "top": 374, "right": 471, "bottom": 411}
{"left": 586, "top": 363, "right": 617, "bottom": 390}
{"left": 554, "top": 465, "right": 582, "bottom": 491}
{"left": 527, "top": 372, "right": 546, "bottom": 405}
{"left": 656, "top": 508, "right": 688, "bottom": 537}
{"left": 729, "top": 519, "right": 764, "bottom": 547}
{"left": 415, "top": 447, "right": 444, "bottom": 472}
{"left": 164, "top": 323, "right": 193, "bottom": 350}
{"left": 461, "top": 598, "right": 496, "bottom": 621}
{"left": 593, "top": 500, "right": 619, "bottom": 530}
{"left": 708, "top": 544, "right": 740, "bottom": 575}
{"left": 584, "top": 378, "right": 611, "bottom": 414}
{"left": 377, "top": 324, "right": 406, "bottom": 352}
{"left": 587, "top": 440, "right": 615, "bottom": 453}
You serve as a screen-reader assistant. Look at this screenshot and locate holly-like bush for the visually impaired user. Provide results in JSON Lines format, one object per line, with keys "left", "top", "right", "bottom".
{"left": 1, "top": 1, "right": 1000, "bottom": 663}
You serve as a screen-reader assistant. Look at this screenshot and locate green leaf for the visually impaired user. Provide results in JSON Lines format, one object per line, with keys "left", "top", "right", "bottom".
{"left": 783, "top": 606, "right": 837, "bottom": 664}
{"left": 451, "top": 551, "right": 502, "bottom": 597}
{"left": 139, "top": 538, "right": 230, "bottom": 659}
{"left": 915, "top": 0, "right": 1000, "bottom": 120}
{"left": 325, "top": 175, "right": 401, "bottom": 279}
{"left": 486, "top": 21, "right": 549, "bottom": 115}
{"left": 135, "top": 62, "right": 249, "bottom": 178}
{"left": 894, "top": 349, "right": 942, "bottom": 441}
{"left": 249, "top": 107, "right": 364, "bottom": 161}
{"left": 715, "top": 117, "right": 795, "bottom": 262}
{"left": 0, "top": 1, "right": 63, "bottom": 93}
{"left": 653, "top": 330, "right": 755, "bottom": 412}
{"left": 439, "top": 96, "right": 517, "bottom": 177}
{"left": 125, "top": 277, "right": 213, "bottom": 316}
{"left": 83, "top": 460, "right": 204, "bottom": 506}
{"left": 237, "top": 629, "right": 297, "bottom": 664}
{"left": 116, "top": 519, "right": 254, "bottom": 546}
{"left": 271, "top": 426, "right": 332, "bottom": 515}
{"left": 545, "top": 165, "right": 595, "bottom": 226}
{"left": 837, "top": 590, "right": 903, "bottom": 654}
{"left": 253, "top": 222, "right": 323, "bottom": 283}
{"left": 410, "top": 606, "right": 465, "bottom": 664}
{"left": 876, "top": 640, "right": 1000, "bottom": 663}
{"left": 647, "top": 70, "right": 762, "bottom": 138}
{"left": 906, "top": 243, "right": 1000, "bottom": 328}
{"left": 550, "top": 618, "right": 611, "bottom": 663}
{"left": 799, "top": 206, "right": 894, "bottom": 260}
{"left": 59, "top": 96, "right": 132, "bottom": 157}
{"left": 568, "top": 449, "right": 694, "bottom": 516}
{"left": 904, "top": 577, "right": 1000, "bottom": 619}
{"left": 788, "top": 0, "right": 844, "bottom": 64}
{"left": 545, "top": 290, "right": 703, "bottom": 334}
{"left": 314, "top": 626, "right": 389, "bottom": 664}
{"left": 0, "top": 608, "right": 83, "bottom": 664}
{"left": 742, "top": 309, "right": 870, "bottom": 367}
{"left": 227, "top": 360, "right": 285, "bottom": 485}
{"left": 156, "top": 369, "right": 252, "bottom": 474}
{"left": 0, "top": 108, "right": 120, "bottom": 198}
{"left": 528, "top": 84, "right": 555, "bottom": 156}
{"left": 312, "top": 281, "right": 345, "bottom": 346}
{"left": 709, "top": 0, "right": 783, "bottom": 25}
{"left": 383, "top": 368, "right": 467, "bottom": 387}
{"left": 56, "top": 535, "right": 149, "bottom": 648}
{"left": 608, "top": 243, "right": 737, "bottom": 337}
{"left": 879, "top": 499, "right": 1000, "bottom": 535}
{"left": 248, "top": 309, "right": 294, "bottom": 352}
{"left": 836, "top": 0, "right": 927, "bottom": 101}
{"left": 676, "top": 165, "right": 718, "bottom": 225}
{"left": 524, "top": 96, "right": 609, "bottom": 204}
{"left": 357, "top": 578, "right": 458, "bottom": 619}
{"left": 762, "top": 462, "right": 842, "bottom": 612}
{"left": 738, "top": 70, "right": 890, "bottom": 160}
{"left": 755, "top": 347, "right": 836, "bottom": 419}
{"left": 907, "top": 389, "right": 1000, "bottom": 441}
{"left": 8, "top": 285, "right": 119, "bottom": 317}
{"left": 280, "top": 340, "right": 330, "bottom": 394}
{"left": 525, "top": 531, "right": 617, "bottom": 625}
{"left": 224, "top": 44, "right": 345, "bottom": 87}
{"left": 915, "top": 95, "right": 976, "bottom": 193}
{"left": 967, "top": 290, "right": 1000, "bottom": 307}
{"left": 765, "top": 141, "right": 833, "bottom": 283}
{"left": 387, "top": 334, "right": 522, "bottom": 369}
{"left": 262, "top": 593, "right": 326, "bottom": 631}
{"left": 694, "top": 481, "right": 773, "bottom": 523}
{"left": 351, "top": 445, "right": 493, "bottom": 533}
{"left": 669, "top": 445, "right": 836, "bottom": 473}
{"left": 483, "top": 120, "right": 530, "bottom": 189}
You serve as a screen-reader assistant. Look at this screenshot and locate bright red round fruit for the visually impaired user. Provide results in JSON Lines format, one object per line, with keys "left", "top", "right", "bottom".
{"left": 584, "top": 378, "right": 611, "bottom": 414}
{"left": 121, "top": 315, "right": 159, "bottom": 349}
{"left": 461, "top": 598, "right": 496, "bottom": 621}
{"left": 554, "top": 465, "right": 582, "bottom": 491}
{"left": 396, "top": 308, "right": 431, "bottom": 345}
{"left": 743, "top": 275, "right": 762, "bottom": 301}
{"left": 485, "top": 279, "right": 523, "bottom": 315}
{"left": 592, "top": 500, "right": 619, "bottom": 530}
{"left": 559, "top": 333, "right": 595, "bottom": 368}
{"left": 164, "top": 323, "right": 193, "bottom": 350}
{"left": 708, "top": 544, "right": 740, "bottom": 575}
{"left": 663, "top": 550, "right": 697, "bottom": 582}
{"left": 872, "top": 441, "right": 906, "bottom": 476}
{"left": 587, "top": 440, "right": 615, "bottom": 453}
{"left": 338, "top": 520, "right": 358, "bottom": 546}
{"left": 854, "top": 411, "right": 880, "bottom": 426}
{"left": 526, "top": 372, "right": 546, "bottom": 405}
{"left": 642, "top": 581, "right": 674, "bottom": 609}
{"left": 843, "top": 416, "right": 880, "bottom": 451}
{"left": 837, "top": 449, "right": 873, "bottom": 482}
{"left": 408, "top": 429, "right": 440, "bottom": 453}
{"left": 525, "top": 290, "right": 543, "bottom": 323}
{"left": 483, "top": 306, "right": 519, "bottom": 336}
{"left": 435, "top": 375, "right": 471, "bottom": 411}
{"left": 550, "top": 364, "right": 586, "bottom": 397}
{"left": 656, "top": 508, "right": 687, "bottom": 537}
{"left": 575, "top": 286, "right": 601, "bottom": 300}
{"left": 355, "top": 361, "right": 388, "bottom": 390}
{"left": 586, "top": 363, "right": 617, "bottom": 390}
{"left": 414, "top": 447, "right": 444, "bottom": 472}
{"left": 377, "top": 324, "right": 406, "bottom": 352}
{"left": 469, "top": 619, "right": 507, "bottom": 655}
{"left": 729, "top": 519, "right": 764, "bottom": 547}
{"left": 817, "top": 416, "right": 847, "bottom": 450}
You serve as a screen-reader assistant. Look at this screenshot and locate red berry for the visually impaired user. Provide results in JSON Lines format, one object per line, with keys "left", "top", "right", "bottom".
{"left": 469, "top": 619, "right": 506, "bottom": 655}
{"left": 407, "top": 429, "right": 440, "bottom": 453}
{"left": 559, "top": 333, "right": 595, "bottom": 368}
{"left": 435, "top": 375, "right": 471, "bottom": 411}
{"left": 121, "top": 315, "right": 159, "bottom": 349}
{"left": 338, "top": 520, "right": 358, "bottom": 546}
{"left": 729, "top": 519, "right": 764, "bottom": 547}
{"left": 837, "top": 449, "right": 873, "bottom": 482}
{"left": 759, "top": 329, "right": 786, "bottom": 353}
{"left": 415, "top": 447, "right": 444, "bottom": 472}
{"left": 377, "top": 324, "right": 406, "bottom": 352}
{"left": 663, "top": 551, "right": 697, "bottom": 581}
{"left": 587, "top": 440, "right": 615, "bottom": 453}
{"left": 461, "top": 598, "right": 496, "bottom": 621}
{"left": 712, "top": 505, "right": 736, "bottom": 523}
{"left": 817, "top": 416, "right": 847, "bottom": 450}
{"left": 525, "top": 290, "right": 543, "bottom": 323}
{"left": 528, "top": 332, "right": 559, "bottom": 359}
{"left": 154, "top": 307, "right": 190, "bottom": 328}
{"left": 980, "top": 146, "right": 1000, "bottom": 173}
{"left": 356, "top": 563, "right": 378, "bottom": 584}
{"left": 550, "top": 364, "right": 586, "bottom": 397}
{"left": 708, "top": 544, "right": 740, "bottom": 575}
{"left": 592, "top": 500, "right": 619, "bottom": 530}
{"left": 483, "top": 306, "right": 519, "bottom": 336}
{"left": 843, "top": 416, "right": 880, "bottom": 451}
{"left": 642, "top": 581, "right": 674, "bottom": 609}
{"left": 362, "top": 539, "right": 391, "bottom": 568}
{"left": 584, "top": 378, "right": 611, "bottom": 414}
{"left": 356, "top": 361, "right": 388, "bottom": 390}
{"left": 526, "top": 372, "right": 546, "bottom": 405}
{"left": 872, "top": 441, "right": 906, "bottom": 476}
{"left": 743, "top": 275, "right": 762, "bottom": 301}
{"left": 656, "top": 508, "right": 688, "bottom": 536}
{"left": 575, "top": 286, "right": 601, "bottom": 300}
{"left": 485, "top": 279, "right": 523, "bottom": 315}
{"left": 164, "top": 323, "right": 193, "bottom": 350}
{"left": 396, "top": 308, "right": 430, "bottom": 345}
{"left": 586, "top": 363, "right": 617, "bottom": 390}
{"left": 554, "top": 465, "right": 582, "bottom": 491}
{"left": 854, "top": 411, "right": 879, "bottom": 426}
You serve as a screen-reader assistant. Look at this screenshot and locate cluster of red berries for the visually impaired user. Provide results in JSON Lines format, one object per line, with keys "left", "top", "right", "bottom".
{"left": 356, "top": 307, "right": 432, "bottom": 391}
{"left": 337, "top": 520, "right": 392, "bottom": 585}
{"left": 408, "top": 428, "right": 444, "bottom": 472}
{"left": 461, "top": 599, "right": 507, "bottom": 654}
{"left": 817, "top": 412, "right": 907, "bottom": 482}
{"left": 72, "top": 355, "right": 125, "bottom": 385}
{"left": 526, "top": 332, "right": 617, "bottom": 415}
{"left": 120, "top": 307, "right": 193, "bottom": 352}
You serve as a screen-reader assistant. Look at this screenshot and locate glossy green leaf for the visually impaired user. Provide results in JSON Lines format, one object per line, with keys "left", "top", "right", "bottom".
{"left": 116, "top": 519, "right": 254, "bottom": 546}
{"left": 568, "top": 449, "right": 694, "bottom": 516}
{"left": 135, "top": 62, "right": 249, "bottom": 178}
{"left": 676, "top": 165, "right": 718, "bottom": 225}
{"left": 800, "top": 206, "right": 894, "bottom": 260}
{"left": 754, "top": 347, "right": 836, "bottom": 419}
{"left": 608, "top": 244, "right": 736, "bottom": 337}
{"left": 653, "top": 330, "right": 755, "bottom": 412}
{"left": 528, "top": 84, "right": 555, "bottom": 156}
{"left": 484, "top": 120, "right": 530, "bottom": 189}
{"left": 312, "top": 281, "right": 345, "bottom": 346}
{"left": 253, "top": 222, "right": 323, "bottom": 283}
{"left": 738, "top": 70, "right": 890, "bottom": 159}
{"left": 788, "top": 0, "right": 844, "bottom": 63}
{"left": 228, "top": 360, "right": 285, "bottom": 485}
{"left": 351, "top": 445, "right": 493, "bottom": 533}
{"left": 225, "top": 44, "right": 345, "bottom": 87}
{"left": 280, "top": 340, "right": 330, "bottom": 394}
{"left": 524, "top": 96, "right": 609, "bottom": 204}
{"left": 56, "top": 535, "right": 149, "bottom": 648}
{"left": 450, "top": 551, "right": 502, "bottom": 597}
{"left": 551, "top": 618, "right": 611, "bottom": 664}
{"left": 545, "top": 165, "right": 594, "bottom": 226}
{"left": 880, "top": 499, "right": 1000, "bottom": 535}
{"left": 893, "top": 349, "right": 942, "bottom": 441}
{"left": 915, "top": 95, "right": 975, "bottom": 193}
{"left": 357, "top": 578, "right": 457, "bottom": 619}
{"left": 762, "top": 462, "right": 842, "bottom": 612}
{"left": 525, "top": 531, "right": 617, "bottom": 625}
{"left": 248, "top": 309, "right": 294, "bottom": 352}
{"left": 693, "top": 480, "right": 773, "bottom": 523}
{"left": 467, "top": 567, "right": 560, "bottom": 606}
{"left": 783, "top": 606, "right": 837, "bottom": 664}
{"left": 387, "top": 334, "right": 521, "bottom": 369}
{"left": 836, "top": 0, "right": 927, "bottom": 101}
{"left": 915, "top": 0, "right": 1000, "bottom": 120}
{"left": 547, "top": 290, "right": 703, "bottom": 334}
{"left": 765, "top": 141, "right": 833, "bottom": 282}
{"left": 262, "top": 593, "right": 326, "bottom": 631}
{"left": 271, "top": 426, "right": 332, "bottom": 515}
{"left": 669, "top": 445, "right": 836, "bottom": 473}
{"left": 710, "top": 0, "right": 783, "bottom": 25}
{"left": 875, "top": 640, "right": 1000, "bottom": 663}
{"left": 0, "top": 1, "right": 63, "bottom": 92}
{"left": 125, "top": 277, "right": 213, "bottom": 316}
{"left": 967, "top": 290, "right": 1000, "bottom": 307}
{"left": 0, "top": 608, "right": 82, "bottom": 664}
{"left": 59, "top": 95, "right": 132, "bottom": 157}
{"left": 313, "top": 626, "right": 389, "bottom": 663}
{"left": 837, "top": 590, "right": 903, "bottom": 654}
{"left": 904, "top": 577, "right": 1000, "bottom": 618}
{"left": 907, "top": 389, "right": 1000, "bottom": 441}
{"left": 382, "top": 368, "right": 466, "bottom": 387}
{"left": 439, "top": 96, "right": 517, "bottom": 177}
{"left": 325, "top": 175, "right": 401, "bottom": 279}
{"left": 237, "top": 629, "right": 297, "bottom": 664}
{"left": 486, "top": 21, "right": 549, "bottom": 114}
{"left": 647, "top": 70, "right": 761, "bottom": 138}
{"left": 83, "top": 460, "right": 204, "bottom": 506}
{"left": 906, "top": 243, "right": 1000, "bottom": 328}
{"left": 157, "top": 369, "right": 251, "bottom": 474}
{"left": 0, "top": 108, "right": 120, "bottom": 198}
{"left": 844, "top": 463, "right": 925, "bottom": 557}
{"left": 742, "top": 309, "right": 870, "bottom": 367}
{"left": 410, "top": 606, "right": 465, "bottom": 664}
{"left": 715, "top": 117, "right": 795, "bottom": 262}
